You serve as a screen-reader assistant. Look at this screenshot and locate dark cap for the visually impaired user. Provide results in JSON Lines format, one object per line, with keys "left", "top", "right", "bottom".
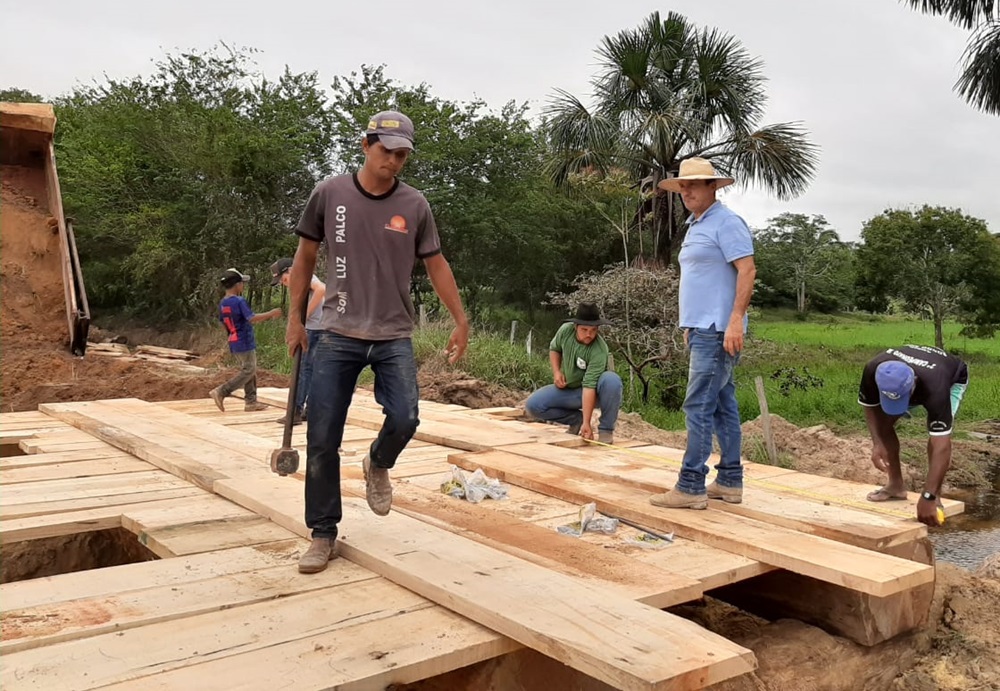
{"left": 366, "top": 111, "right": 414, "bottom": 151}
{"left": 270, "top": 257, "right": 293, "bottom": 286}
{"left": 220, "top": 268, "right": 250, "bottom": 288}
{"left": 564, "top": 302, "right": 611, "bottom": 327}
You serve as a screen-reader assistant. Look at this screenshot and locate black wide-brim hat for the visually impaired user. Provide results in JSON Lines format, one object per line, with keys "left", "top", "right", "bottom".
{"left": 564, "top": 302, "right": 611, "bottom": 327}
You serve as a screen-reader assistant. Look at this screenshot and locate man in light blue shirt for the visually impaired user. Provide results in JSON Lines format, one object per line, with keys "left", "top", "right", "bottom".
{"left": 649, "top": 158, "right": 756, "bottom": 510}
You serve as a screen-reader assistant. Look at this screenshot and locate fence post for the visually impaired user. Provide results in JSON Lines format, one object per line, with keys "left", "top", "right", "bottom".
{"left": 526, "top": 329, "right": 532, "bottom": 356}
{"left": 418, "top": 304, "right": 427, "bottom": 329}
{"left": 509, "top": 320, "right": 517, "bottom": 345}
{"left": 754, "top": 375, "right": 779, "bottom": 466}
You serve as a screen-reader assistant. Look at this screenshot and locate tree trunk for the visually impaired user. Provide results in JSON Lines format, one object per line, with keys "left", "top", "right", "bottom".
{"left": 797, "top": 281, "right": 806, "bottom": 313}
{"left": 934, "top": 312, "right": 944, "bottom": 349}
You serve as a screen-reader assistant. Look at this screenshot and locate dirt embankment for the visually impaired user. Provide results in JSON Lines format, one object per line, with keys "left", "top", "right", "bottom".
{"left": 1, "top": 163, "right": 289, "bottom": 411}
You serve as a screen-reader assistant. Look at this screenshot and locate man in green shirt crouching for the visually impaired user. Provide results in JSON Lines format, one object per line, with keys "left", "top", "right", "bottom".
{"left": 525, "top": 303, "right": 623, "bottom": 444}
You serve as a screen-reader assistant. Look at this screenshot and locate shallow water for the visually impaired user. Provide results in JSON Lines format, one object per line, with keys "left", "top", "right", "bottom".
{"left": 931, "top": 454, "right": 1000, "bottom": 570}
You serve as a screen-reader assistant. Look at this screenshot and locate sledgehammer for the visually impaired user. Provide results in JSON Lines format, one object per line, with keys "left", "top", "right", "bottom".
{"left": 270, "top": 343, "right": 303, "bottom": 476}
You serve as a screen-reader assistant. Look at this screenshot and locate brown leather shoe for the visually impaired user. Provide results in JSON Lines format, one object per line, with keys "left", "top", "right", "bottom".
{"left": 649, "top": 487, "right": 708, "bottom": 510}
{"left": 707, "top": 481, "right": 743, "bottom": 504}
{"left": 362, "top": 452, "right": 392, "bottom": 516}
{"left": 298, "top": 537, "right": 337, "bottom": 574}
{"left": 244, "top": 401, "right": 269, "bottom": 412}
{"left": 275, "top": 408, "right": 304, "bottom": 426}
{"left": 598, "top": 430, "right": 614, "bottom": 444}
{"left": 209, "top": 387, "right": 225, "bottom": 412}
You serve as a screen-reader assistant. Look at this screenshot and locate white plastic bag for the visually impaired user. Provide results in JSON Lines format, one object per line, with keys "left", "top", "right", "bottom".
{"left": 440, "top": 465, "right": 508, "bottom": 503}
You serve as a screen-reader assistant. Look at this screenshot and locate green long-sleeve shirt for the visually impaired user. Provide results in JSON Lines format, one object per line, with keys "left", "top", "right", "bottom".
{"left": 549, "top": 322, "right": 610, "bottom": 389}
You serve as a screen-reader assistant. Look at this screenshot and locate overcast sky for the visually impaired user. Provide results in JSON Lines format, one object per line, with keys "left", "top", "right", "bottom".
{"left": 2, "top": 0, "right": 997, "bottom": 240}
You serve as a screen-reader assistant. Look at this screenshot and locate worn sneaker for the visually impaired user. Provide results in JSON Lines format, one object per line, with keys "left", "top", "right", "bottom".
{"left": 297, "top": 537, "right": 337, "bottom": 574}
{"left": 275, "top": 408, "right": 304, "bottom": 426}
{"left": 362, "top": 452, "right": 392, "bottom": 516}
{"left": 649, "top": 487, "right": 708, "bottom": 510}
{"left": 707, "top": 481, "right": 743, "bottom": 504}
{"left": 598, "top": 430, "right": 614, "bottom": 444}
{"left": 209, "top": 387, "right": 226, "bottom": 412}
{"left": 244, "top": 401, "right": 269, "bottom": 412}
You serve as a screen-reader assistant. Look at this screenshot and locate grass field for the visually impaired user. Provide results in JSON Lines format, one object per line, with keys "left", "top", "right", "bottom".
{"left": 255, "top": 311, "right": 999, "bottom": 436}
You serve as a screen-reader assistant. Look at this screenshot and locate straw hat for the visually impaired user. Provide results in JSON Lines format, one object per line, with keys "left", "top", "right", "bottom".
{"left": 657, "top": 157, "right": 734, "bottom": 193}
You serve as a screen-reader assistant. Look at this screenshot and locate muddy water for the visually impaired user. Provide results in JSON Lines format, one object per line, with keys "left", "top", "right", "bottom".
{"left": 932, "top": 455, "right": 1000, "bottom": 569}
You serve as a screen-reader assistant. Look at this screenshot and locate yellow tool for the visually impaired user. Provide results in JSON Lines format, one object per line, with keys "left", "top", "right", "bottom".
{"left": 937, "top": 507, "right": 947, "bottom": 526}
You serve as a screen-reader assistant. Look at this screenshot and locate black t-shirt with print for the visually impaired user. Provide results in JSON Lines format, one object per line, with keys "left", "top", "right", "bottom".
{"left": 858, "top": 345, "right": 969, "bottom": 435}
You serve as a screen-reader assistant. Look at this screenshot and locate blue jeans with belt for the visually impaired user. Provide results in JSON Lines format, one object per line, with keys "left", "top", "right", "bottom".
{"left": 305, "top": 331, "right": 420, "bottom": 539}
{"left": 676, "top": 327, "right": 743, "bottom": 494}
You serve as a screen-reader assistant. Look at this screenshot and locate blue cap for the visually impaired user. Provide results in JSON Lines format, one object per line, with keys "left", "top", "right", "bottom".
{"left": 875, "top": 361, "right": 915, "bottom": 416}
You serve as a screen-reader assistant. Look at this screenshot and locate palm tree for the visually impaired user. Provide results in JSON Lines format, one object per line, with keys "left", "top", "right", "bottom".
{"left": 544, "top": 11, "right": 818, "bottom": 265}
{"left": 904, "top": 1, "right": 1000, "bottom": 114}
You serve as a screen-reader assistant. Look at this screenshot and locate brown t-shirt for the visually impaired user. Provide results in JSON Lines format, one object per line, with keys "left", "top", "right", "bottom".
{"left": 296, "top": 173, "right": 442, "bottom": 340}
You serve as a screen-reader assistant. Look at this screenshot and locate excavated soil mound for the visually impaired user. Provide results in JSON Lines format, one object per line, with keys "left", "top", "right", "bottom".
{"left": 1, "top": 163, "right": 288, "bottom": 412}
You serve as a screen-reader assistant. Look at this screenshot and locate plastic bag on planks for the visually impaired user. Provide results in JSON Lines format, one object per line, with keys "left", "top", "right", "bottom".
{"left": 557, "top": 502, "right": 619, "bottom": 537}
{"left": 440, "top": 465, "right": 509, "bottom": 503}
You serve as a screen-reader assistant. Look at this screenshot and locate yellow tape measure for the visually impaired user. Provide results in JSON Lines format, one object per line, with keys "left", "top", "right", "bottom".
{"left": 583, "top": 438, "right": 922, "bottom": 521}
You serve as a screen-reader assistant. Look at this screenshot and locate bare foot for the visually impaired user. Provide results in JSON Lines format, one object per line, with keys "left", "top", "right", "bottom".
{"left": 866, "top": 486, "right": 907, "bottom": 502}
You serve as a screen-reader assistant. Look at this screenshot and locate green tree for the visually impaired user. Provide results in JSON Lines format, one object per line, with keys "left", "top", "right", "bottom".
{"left": 753, "top": 213, "right": 854, "bottom": 313}
{"left": 856, "top": 206, "right": 1000, "bottom": 347}
{"left": 55, "top": 46, "right": 336, "bottom": 318}
{"left": 0, "top": 87, "right": 43, "bottom": 102}
{"left": 544, "top": 11, "right": 818, "bottom": 265}
{"left": 325, "top": 65, "right": 619, "bottom": 319}
{"left": 905, "top": 1, "right": 1000, "bottom": 114}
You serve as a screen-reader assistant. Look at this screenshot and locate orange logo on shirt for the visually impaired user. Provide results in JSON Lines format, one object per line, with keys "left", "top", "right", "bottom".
{"left": 385, "top": 215, "right": 408, "bottom": 233}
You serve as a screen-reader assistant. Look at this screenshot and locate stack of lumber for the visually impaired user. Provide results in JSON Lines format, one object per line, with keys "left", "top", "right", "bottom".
{"left": 0, "top": 390, "right": 954, "bottom": 690}
{"left": 85, "top": 343, "right": 204, "bottom": 372}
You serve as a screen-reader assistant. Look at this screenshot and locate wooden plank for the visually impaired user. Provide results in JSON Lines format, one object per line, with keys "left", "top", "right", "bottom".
{"left": 39, "top": 402, "right": 249, "bottom": 489}
{"left": 0, "top": 449, "right": 128, "bottom": 470}
{"left": 338, "top": 466, "right": 704, "bottom": 608}
{"left": 0, "top": 505, "right": 125, "bottom": 543}
{"left": 248, "top": 387, "right": 568, "bottom": 451}
{"left": 134, "top": 344, "right": 197, "bottom": 359}
{"left": 0, "top": 457, "right": 153, "bottom": 484}
{"left": 498, "top": 443, "right": 926, "bottom": 551}
{"left": 120, "top": 495, "right": 259, "bottom": 532}
{"left": 136, "top": 515, "right": 297, "bottom": 557}
{"left": 0, "top": 487, "right": 204, "bottom": 520}
{"left": 625, "top": 444, "right": 964, "bottom": 518}
{"left": 216, "top": 476, "right": 756, "bottom": 690}
{"left": 403, "top": 471, "right": 597, "bottom": 523}
{"left": 0, "top": 540, "right": 305, "bottom": 611}
{"left": 0, "top": 471, "right": 191, "bottom": 506}
{"left": 0, "top": 561, "right": 377, "bottom": 654}
{"left": 0, "top": 411, "right": 63, "bottom": 426}
{"left": 0, "top": 581, "right": 451, "bottom": 691}
{"left": 452, "top": 450, "right": 934, "bottom": 597}
{"left": 18, "top": 439, "right": 112, "bottom": 455}
{"left": 80, "top": 606, "right": 516, "bottom": 691}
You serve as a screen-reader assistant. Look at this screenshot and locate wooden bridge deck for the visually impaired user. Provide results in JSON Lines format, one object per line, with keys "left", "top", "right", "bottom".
{"left": 0, "top": 391, "right": 953, "bottom": 690}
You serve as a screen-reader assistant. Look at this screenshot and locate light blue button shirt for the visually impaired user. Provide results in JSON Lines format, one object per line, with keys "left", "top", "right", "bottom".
{"left": 678, "top": 201, "right": 754, "bottom": 333}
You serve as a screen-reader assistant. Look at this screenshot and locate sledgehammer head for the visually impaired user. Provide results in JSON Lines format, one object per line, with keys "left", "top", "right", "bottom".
{"left": 270, "top": 447, "right": 299, "bottom": 476}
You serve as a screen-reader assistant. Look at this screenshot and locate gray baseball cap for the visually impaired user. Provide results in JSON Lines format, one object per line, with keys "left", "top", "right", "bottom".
{"left": 366, "top": 111, "right": 415, "bottom": 151}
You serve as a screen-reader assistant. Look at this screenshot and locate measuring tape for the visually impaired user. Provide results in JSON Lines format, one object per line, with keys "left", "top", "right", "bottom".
{"left": 582, "top": 437, "right": 927, "bottom": 521}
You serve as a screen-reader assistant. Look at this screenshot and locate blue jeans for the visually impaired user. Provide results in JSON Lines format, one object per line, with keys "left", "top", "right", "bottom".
{"left": 524, "top": 372, "right": 623, "bottom": 432}
{"left": 294, "top": 329, "right": 321, "bottom": 413}
{"left": 677, "top": 328, "right": 743, "bottom": 494}
{"left": 305, "top": 331, "right": 420, "bottom": 539}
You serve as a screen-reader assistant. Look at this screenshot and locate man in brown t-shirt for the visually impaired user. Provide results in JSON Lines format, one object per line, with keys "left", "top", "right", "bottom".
{"left": 286, "top": 111, "right": 469, "bottom": 574}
